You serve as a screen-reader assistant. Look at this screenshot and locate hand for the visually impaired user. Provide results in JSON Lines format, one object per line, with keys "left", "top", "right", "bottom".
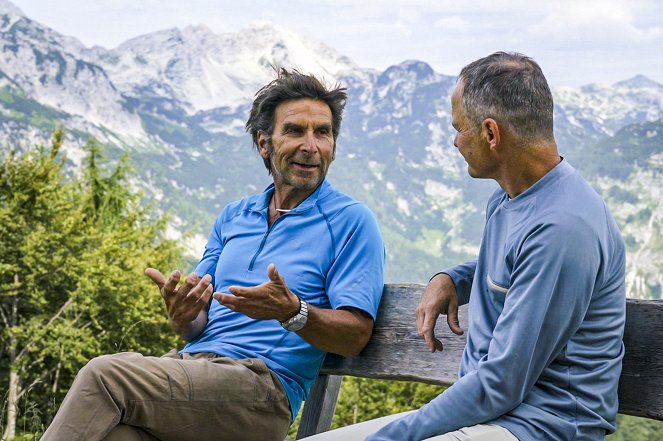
{"left": 416, "top": 273, "right": 463, "bottom": 352}
{"left": 144, "top": 268, "right": 213, "bottom": 329}
{"left": 214, "top": 263, "right": 300, "bottom": 322}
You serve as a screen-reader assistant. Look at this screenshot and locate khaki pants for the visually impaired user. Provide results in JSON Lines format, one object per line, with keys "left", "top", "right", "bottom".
{"left": 41, "top": 351, "right": 291, "bottom": 441}
{"left": 299, "top": 411, "right": 518, "bottom": 440}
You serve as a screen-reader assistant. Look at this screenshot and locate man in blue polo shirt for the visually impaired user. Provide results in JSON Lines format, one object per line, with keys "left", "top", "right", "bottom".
{"left": 41, "top": 69, "right": 385, "bottom": 441}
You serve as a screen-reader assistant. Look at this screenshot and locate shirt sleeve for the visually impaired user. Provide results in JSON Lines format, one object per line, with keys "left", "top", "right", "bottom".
{"left": 325, "top": 203, "right": 386, "bottom": 320}
{"left": 441, "top": 260, "right": 476, "bottom": 306}
{"left": 366, "top": 218, "right": 602, "bottom": 441}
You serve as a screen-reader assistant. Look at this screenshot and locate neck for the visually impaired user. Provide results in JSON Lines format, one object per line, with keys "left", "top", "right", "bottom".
{"left": 268, "top": 183, "right": 318, "bottom": 226}
{"left": 497, "top": 142, "right": 560, "bottom": 198}
{"left": 271, "top": 187, "right": 312, "bottom": 212}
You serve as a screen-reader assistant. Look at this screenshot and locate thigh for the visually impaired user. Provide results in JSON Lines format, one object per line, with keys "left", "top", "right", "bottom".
{"left": 298, "top": 411, "right": 416, "bottom": 440}
{"left": 424, "top": 424, "right": 518, "bottom": 441}
{"left": 125, "top": 353, "right": 291, "bottom": 441}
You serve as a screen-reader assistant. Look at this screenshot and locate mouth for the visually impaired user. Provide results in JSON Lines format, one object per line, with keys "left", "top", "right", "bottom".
{"left": 292, "top": 162, "right": 319, "bottom": 171}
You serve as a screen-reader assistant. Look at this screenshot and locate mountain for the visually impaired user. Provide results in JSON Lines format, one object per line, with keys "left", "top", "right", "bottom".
{"left": 96, "top": 21, "right": 359, "bottom": 114}
{"left": 1, "top": 0, "right": 662, "bottom": 298}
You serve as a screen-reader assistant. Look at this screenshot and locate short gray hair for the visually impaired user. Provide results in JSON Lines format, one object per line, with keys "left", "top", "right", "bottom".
{"left": 458, "top": 52, "right": 554, "bottom": 142}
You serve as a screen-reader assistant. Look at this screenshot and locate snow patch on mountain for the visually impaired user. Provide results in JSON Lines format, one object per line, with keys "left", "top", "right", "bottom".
{"left": 96, "top": 21, "right": 359, "bottom": 114}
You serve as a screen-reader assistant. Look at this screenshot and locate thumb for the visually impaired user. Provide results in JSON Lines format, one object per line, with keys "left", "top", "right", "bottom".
{"left": 447, "top": 307, "right": 464, "bottom": 336}
{"left": 145, "top": 268, "right": 166, "bottom": 288}
{"left": 267, "top": 263, "right": 283, "bottom": 283}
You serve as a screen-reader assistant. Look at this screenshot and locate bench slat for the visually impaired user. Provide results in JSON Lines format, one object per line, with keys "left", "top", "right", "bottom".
{"left": 618, "top": 299, "right": 663, "bottom": 420}
{"left": 322, "top": 284, "right": 464, "bottom": 386}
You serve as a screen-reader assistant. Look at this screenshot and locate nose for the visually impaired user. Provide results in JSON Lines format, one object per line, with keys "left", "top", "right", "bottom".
{"left": 301, "top": 130, "right": 317, "bottom": 152}
{"left": 453, "top": 134, "right": 459, "bottom": 149}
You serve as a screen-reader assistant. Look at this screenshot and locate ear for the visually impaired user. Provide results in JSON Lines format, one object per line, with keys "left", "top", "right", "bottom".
{"left": 257, "top": 130, "right": 270, "bottom": 159}
{"left": 332, "top": 142, "right": 336, "bottom": 161}
{"left": 481, "top": 118, "right": 500, "bottom": 151}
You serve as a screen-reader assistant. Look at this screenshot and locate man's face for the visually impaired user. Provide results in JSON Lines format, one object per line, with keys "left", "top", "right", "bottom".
{"left": 260, "top": 98, "right": 336, "bottom": 194}
{"left": 451, "top": 83, "right": 493, "bottom": 179}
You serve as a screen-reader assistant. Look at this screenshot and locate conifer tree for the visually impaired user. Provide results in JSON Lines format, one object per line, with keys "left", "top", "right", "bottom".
{"left": 0, "top": 131, "right": 182, "bottom": 438}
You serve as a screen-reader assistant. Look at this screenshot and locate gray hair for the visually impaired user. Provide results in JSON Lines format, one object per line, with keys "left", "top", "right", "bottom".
{"left": 458, "top": 52, "right": 554, "bottom": 142}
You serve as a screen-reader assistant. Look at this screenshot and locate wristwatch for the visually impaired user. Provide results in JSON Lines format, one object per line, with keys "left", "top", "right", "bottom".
{"left": 280, "top": 297, "right": 308, "bottom": 331}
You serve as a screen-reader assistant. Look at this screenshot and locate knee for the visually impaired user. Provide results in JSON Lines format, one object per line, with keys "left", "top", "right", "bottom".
{"left": 78, "top": 353, "right": 140, "bottom": 381}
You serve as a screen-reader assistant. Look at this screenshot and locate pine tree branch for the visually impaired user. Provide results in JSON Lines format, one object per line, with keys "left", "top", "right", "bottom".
{"left": 15, "top": 298, "right": 73, "bottom": 363}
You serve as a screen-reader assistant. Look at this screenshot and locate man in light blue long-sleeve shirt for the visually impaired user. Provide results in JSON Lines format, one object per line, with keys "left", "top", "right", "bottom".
{"left": 301, "top": 52, "right": 626, "bottom": 441}
{"left": 368, "top": 52, "right": 627, "bottom": 441}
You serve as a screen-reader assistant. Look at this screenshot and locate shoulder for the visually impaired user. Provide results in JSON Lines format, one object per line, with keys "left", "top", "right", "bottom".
{"left": 316, "top": 185, "right": 379, "bottom": 229}
{"left": 217, "top": 191, "right": 265, "bottom": 221}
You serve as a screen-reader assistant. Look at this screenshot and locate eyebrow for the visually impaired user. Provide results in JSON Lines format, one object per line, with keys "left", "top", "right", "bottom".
{"left": 282, "top": 122, "right": 304, "bottom": 132}
{"left": 281, "top": 122, "right": 332, "bottom": 132}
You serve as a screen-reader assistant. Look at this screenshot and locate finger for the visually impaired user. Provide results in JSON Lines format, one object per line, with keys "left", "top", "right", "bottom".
{"left": 214, "top": 292, "right": 241, "bottom": 310}
{"left": 178, "top": 272, "right": 201, "bottom": 297}
{"left": 144, "top": 268, "right": 166, "bottom": 289}
{"left": 186, "top": 274, "right": 212, "bottom": 301}
{"left": 415, "top": 306, "right": 424, "bottom": 336}
{"left": 228, "top": 285, "right": 257, "bottom": 297}
{"left": 162, "top": 270, "right": 182, "bottom": 296}
{"left": 200, "top": 283, "right": 213, "bottom": 304}
{"left": 419, "top": 312, "right": 440, "bottom": 352}
{"left": 266, "top": 263, "right": 283, "bottom": 284}
{"left": 447, "top": 306, "right": 464, "bottom": 336}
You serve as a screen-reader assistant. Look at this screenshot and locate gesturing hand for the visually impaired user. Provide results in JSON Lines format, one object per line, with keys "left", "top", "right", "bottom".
{"left": 145, "top": 268, "right": 213, "bottom": 329}
{"left": 416, "top": 273, "right": 464, "bottom": 352}
{"left": 214, "top": 263, "right": 300, "bottom": 322}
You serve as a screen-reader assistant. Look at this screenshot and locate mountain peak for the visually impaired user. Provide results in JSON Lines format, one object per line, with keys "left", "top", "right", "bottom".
{"left": 0, "top": 0, "right": 23, "bottom": 17}
{"left": 246, "top": 19, "right": 277, "bottom": 30}
{"left": 615, "top": 75, "right": 661, "bottom": 89}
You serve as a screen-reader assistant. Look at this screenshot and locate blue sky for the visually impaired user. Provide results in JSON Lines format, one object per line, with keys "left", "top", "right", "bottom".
{"left": 9, "top": 0, "right": 663, "bottom": 87}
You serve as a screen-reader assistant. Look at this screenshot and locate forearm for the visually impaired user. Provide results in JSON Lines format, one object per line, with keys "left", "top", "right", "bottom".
{"left": 170, "top": 308, "right": 209, "bottom": 342}
{"left": 296, "top": 305, "right": 373, "bottom": 357}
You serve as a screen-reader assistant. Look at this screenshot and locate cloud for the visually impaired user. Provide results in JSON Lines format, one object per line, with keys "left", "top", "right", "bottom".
{"left": 528, "top": 0, "right": 663, "bottom": 45}
{"left": 433, "top": 15, "right": 470, "bottom": 32}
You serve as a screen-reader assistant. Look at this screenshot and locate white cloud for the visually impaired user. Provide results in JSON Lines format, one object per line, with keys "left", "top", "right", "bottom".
{"left": 433, "top": 15, "right": 470, "bottom": 31}
{"left": 528, "top": 0, "right": 663, "bottom": 44}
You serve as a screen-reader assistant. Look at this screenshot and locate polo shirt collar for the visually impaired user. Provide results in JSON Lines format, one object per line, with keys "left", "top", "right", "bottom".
{"left": 252, "top": 179, "right": 332, "bottom": 214}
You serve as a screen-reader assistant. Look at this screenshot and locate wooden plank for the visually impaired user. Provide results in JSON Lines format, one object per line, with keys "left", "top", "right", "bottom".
{"left": 321, "top": 284, "right": 465, "bottom": 385}
{"left": 296, "top": 374, "right": 343, "bottom": 439}
{"left": 317, "top": 284, "right": 663, "bottom": 421}
{"left": 618, "top": 299, "right": 663, "bottom": 420}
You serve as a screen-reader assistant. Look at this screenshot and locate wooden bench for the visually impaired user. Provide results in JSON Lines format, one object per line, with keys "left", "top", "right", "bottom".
{"left": 295, "top": 284, "right": 663, "bottom": 438}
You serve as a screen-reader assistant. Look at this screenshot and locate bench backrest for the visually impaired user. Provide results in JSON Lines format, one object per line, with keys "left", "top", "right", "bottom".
{"left": 296, "top": 284, "right": 663, "bottom": 438}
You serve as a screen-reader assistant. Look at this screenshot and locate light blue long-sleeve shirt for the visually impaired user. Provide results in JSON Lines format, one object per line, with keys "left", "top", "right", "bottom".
{"left": 367, "top": 160, "right": 625, "bottom": 441}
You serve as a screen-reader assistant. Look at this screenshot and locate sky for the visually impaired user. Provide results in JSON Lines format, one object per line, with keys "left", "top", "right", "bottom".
{"left": 8, "top": 0, "right": 663, "bottom": 87}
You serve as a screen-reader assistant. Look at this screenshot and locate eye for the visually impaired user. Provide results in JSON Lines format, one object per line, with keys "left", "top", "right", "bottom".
{"left": 283, "top": 125, "right": 303, "bottom": 135}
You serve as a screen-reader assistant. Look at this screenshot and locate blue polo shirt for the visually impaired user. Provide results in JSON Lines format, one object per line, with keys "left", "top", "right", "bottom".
{"left": 184, "top": 179, "right": 385, "bottom": 419}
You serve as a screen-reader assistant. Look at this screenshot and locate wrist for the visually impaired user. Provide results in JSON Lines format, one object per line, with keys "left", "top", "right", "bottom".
{"left": 278, "top": 293, "right": 301, "bottom": 322}
{"left": 280, "top": 297, "right": 308, "bottom": 332}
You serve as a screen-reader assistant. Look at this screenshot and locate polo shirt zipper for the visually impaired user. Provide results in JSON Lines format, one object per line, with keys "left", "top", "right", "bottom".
{"left": 248, "top": 212, "right": 287, "bottom": 271}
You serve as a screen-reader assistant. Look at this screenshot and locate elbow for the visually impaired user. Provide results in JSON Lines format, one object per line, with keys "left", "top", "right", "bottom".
{"left": 342, "top": 330, "right": 372, "bottom": 357}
